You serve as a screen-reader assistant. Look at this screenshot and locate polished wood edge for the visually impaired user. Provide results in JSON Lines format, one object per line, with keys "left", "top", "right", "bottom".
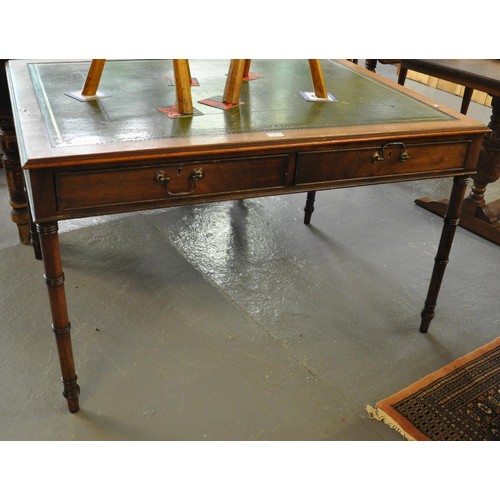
{"left": 19, "top": 129, "right": 489, "bottom": 170}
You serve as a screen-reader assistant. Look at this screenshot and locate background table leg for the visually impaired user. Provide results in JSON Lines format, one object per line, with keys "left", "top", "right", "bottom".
{"left": 1, "top": 59, "right": 30, "bottom": 245}
{"left": 38, "top": 222, "right": 80, "bottom": 413}
{"left": 461, "top": 95, "right": 500, "bottom": 235}
{"left": 415, "top": 96, "right": 500, "bottom": 245}
{"left": 420, "top": 176, "right": 469, "bottom": 333}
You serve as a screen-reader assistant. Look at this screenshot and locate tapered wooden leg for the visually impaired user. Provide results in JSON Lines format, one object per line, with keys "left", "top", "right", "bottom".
{"left": 38, "top": 222, "right": 80, "bottom": 413}
{"left": 173, "top": 59, "right": 193, "bottom": 115}
{"left": 308, "top": 60, "right": 328, "bottom": 99}
{"left": 420, "top": 176, "right": 469, "bottom": 333}
{"left": 304, "top": 190, "right": 316, "bottom": 225}
{"left": 81, "top": 59, "right": 106, "bottom": 97}
{"left": 223, "top": 59, "right": 246, "bottom": 105}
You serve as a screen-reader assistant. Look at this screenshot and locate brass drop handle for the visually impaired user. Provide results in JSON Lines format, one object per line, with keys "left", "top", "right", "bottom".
{"left": 371, "top": 142, "right": 410, "bottom": 164}
{"left": 155, "top": 167, "right": 204, "bottom": 196}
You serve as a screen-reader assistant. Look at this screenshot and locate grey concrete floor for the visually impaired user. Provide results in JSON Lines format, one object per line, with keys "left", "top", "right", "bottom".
{"left": 0, "top": 61, "right": 498, "bottom": 442}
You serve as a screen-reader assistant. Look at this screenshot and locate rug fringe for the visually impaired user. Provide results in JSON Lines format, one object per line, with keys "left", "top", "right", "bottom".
{"left": 365, "top": 405, "right": 416, "bottom": 441}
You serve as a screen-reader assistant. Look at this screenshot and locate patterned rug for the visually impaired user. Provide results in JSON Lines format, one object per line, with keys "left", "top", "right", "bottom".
{"left": 367, "top": 337, "right": 500, "bottom": 440}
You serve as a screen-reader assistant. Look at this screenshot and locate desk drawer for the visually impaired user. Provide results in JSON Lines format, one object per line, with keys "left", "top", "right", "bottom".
{"left": 295, "top": 140, "right": 470, "bottom": 185}
{"left": 55, "top": 155, "right": 288, "bottom": 211}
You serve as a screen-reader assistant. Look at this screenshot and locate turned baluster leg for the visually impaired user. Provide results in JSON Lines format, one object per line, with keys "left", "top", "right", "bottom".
{"left": 0, "top": 134, "right": 30, "bottom": 243}
{"left": 420, "top": 176, "right": 469, "bottom": 333}
{"left": 0, "top": 60, "right": 30, "bottom": 245}
{"left": 304, "top": 190, "right": 316, "bottom": 225}
{"left": 462, "top": 95, "right": 500, "bottom": 226}
{"left": 38, "top": 222, "right": 80, "bottom": 413}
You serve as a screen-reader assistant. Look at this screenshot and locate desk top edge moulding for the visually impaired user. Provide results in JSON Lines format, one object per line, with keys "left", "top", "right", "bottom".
{"left": 5, "top": 59, "right": 489, "bottom": 413}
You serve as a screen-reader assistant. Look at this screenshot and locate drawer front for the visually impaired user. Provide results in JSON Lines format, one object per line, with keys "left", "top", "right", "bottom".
{"left": 55, "top": 155, "right": 288, "bottom": 211}
{"left": 295, "top": 140, "right": 471, "bottom": 185}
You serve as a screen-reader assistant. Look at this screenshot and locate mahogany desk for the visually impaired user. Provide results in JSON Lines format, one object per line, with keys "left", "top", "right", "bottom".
{"left": 6, "top": 59, "right": 487, "bottom": 413}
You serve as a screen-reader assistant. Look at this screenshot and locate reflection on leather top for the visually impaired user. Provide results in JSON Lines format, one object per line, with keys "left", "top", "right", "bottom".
{"left": 29, "top": 59, "right": 452, "bottom": 148}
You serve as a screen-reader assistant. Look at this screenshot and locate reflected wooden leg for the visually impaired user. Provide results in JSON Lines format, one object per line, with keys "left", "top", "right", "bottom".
{"left": 420, "top": 176, "right": 469, "bottom": 333}
{"left": 38, "top": 222, "right": 80, "bottom": 413}
{"left": 223, "top": 59, "right": 246, "bottom": 105}
{"left": 28, "top": 197, "right": 42, "bottom": 260}
{"left": 243, "top": 59, "right": 251, "bottom": 79}
{"left": 304, "top": 190, "right": 316, "bottom": 225}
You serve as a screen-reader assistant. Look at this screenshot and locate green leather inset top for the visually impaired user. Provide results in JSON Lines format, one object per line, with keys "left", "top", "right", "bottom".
{"left": 28, "top": 59, "right": 453, "bottom": 148}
